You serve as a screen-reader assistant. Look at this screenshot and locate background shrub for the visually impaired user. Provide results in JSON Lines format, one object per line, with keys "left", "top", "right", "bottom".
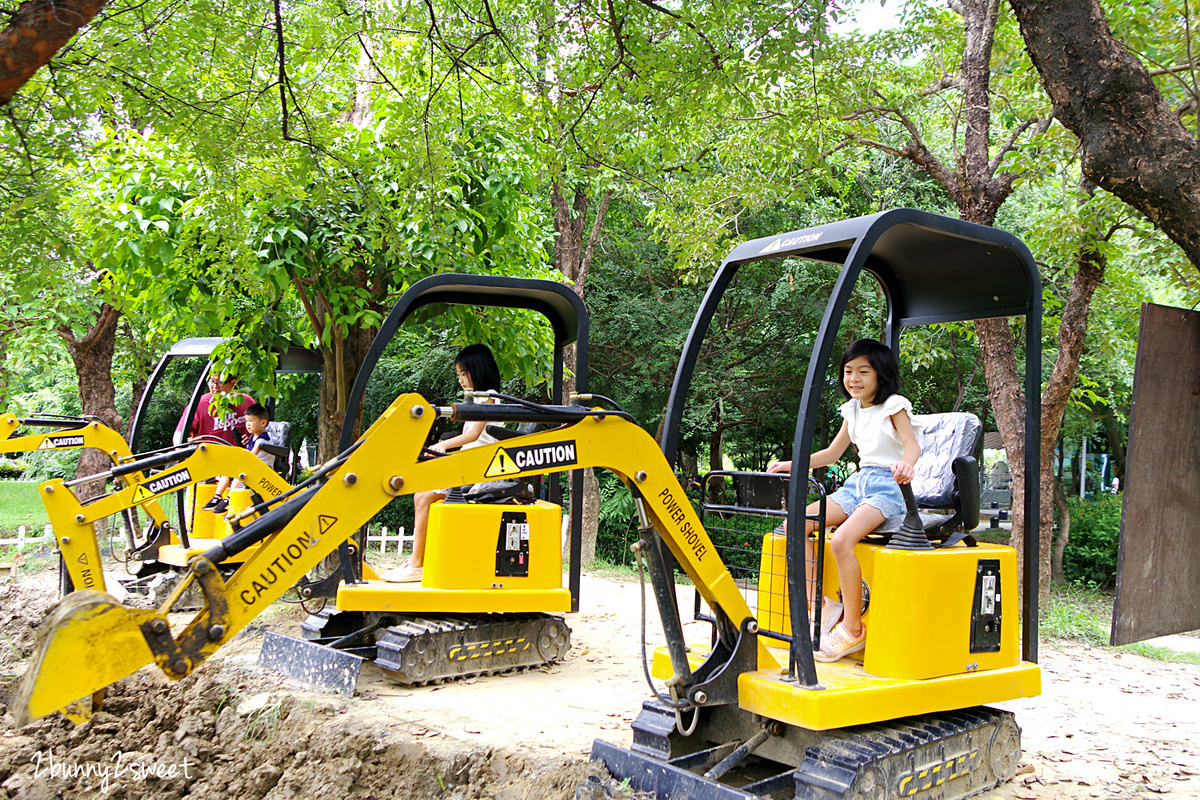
{"left": 1062, "top": 495, "right": 1123, "bottom": 588}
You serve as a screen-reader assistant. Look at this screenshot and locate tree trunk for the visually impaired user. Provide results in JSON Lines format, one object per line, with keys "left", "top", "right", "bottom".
{"left": 1036, "top": 207, "right": 1107, "bottom": 592}
{"left": 0, "top": 331, "right": 9, "bottom": 411}
{"left": 1051, "top": 479, "right": 1071, "bottom": 584}
{"left": 1102, "top": 415, "right": 1126, "bottom": 483}
{"left": 551, "top": 182, "right": 612, "bottom": 566}
{"left": 1008, "top": 0, "right": 1200, "bottom": 271}
{"left": 708, "top": 402, "right": 723, "bottom": 505}
{"left": 120, "top": 320, "right": 153, "bottom": 441}
{"left": 58, "top": 302, "right": 122, "bottom": 501}
{"left": 0, "top": 0, "right": 107, "bottom": 106}
{"left": 316, "top": 323, "right": 376, "bottom": 461}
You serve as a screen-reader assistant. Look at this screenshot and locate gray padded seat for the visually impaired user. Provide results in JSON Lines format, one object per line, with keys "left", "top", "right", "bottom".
{"left": 872, "top": 412, "right": 982, "bottom": 536}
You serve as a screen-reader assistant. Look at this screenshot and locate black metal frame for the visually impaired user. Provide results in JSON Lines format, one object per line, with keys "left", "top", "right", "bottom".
{"left": 659, "top": 208, "right": 1042, "bottom": 687}
{"left": 336, "top": 273, "right": 590, "bottom": 611}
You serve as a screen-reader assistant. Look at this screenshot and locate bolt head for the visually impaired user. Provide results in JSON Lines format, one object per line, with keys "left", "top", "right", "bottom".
{"left": 410, "top": 405, "right": 425, "bottom": 418}
{"left": 150, "top": 619, "right": 168, "bottom": 635}
{"left": 208, "top": 625, "right": 225, "bottom": 641}
{"left": 693, "top": 691, "right": 708, "bottom": 705}
{"left": 343, "top": 472, "right": 358, "bottom": 486}
{"left": 194, "top": 560, "right": 211, "bottom": 575}
{"left": 171, "top": 659, "right": 188, "bottom": 675}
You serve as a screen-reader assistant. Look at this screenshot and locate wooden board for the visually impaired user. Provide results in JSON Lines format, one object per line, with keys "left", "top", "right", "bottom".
{"left": 1112, "top": 302, "right": 1200, "bottom": 645}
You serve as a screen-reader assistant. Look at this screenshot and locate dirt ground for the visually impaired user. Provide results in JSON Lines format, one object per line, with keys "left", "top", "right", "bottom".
{"left": 1, "top": 570, "right": 1198, "bottom": 799}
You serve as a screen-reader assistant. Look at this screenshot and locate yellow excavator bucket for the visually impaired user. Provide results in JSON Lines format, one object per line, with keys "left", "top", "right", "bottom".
{"left": 15, "top": 591, "right": 160, "bottom": 727}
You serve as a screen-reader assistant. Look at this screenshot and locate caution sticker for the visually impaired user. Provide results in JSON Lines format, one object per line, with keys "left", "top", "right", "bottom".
{"left": 37, "top": 435, "right": 85, "bottom": 450}
{"left": 132, "top": 468, "right": 193, "bottom": 501}
{"left": 484, "top": 440, "right": 578, "bottom": 478}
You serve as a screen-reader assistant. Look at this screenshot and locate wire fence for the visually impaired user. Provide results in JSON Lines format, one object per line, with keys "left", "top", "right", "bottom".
{"left": 0, "top": 524, "right": 412, "bottom": 556}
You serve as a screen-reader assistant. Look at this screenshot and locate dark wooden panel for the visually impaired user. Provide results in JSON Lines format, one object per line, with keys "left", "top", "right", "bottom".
{"left": 1112, "top": 303, "right": 1200, "bottom": 645}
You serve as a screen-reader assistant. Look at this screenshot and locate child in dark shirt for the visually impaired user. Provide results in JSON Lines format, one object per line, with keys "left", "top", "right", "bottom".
{"left": 203, "top": 403, "right": 274, "bottom": 513}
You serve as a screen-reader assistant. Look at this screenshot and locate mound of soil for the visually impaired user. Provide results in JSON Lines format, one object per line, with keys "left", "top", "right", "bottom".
{"left": 1, "top": 663, "right": 610, "bottom": 799}
{"left": 0, "top": 584, "right": 54, "bottom": 678}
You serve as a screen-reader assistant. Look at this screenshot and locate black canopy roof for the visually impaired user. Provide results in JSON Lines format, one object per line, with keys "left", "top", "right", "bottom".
{"left": 722, "top": 208, "right": 1038, "bottom": 325}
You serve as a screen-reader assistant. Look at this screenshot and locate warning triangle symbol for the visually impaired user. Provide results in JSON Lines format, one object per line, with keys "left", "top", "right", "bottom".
{"left": 485, "top": 448, "right": 522, "bottom": 479}
{"left": 37, "top": 439, "right": 55, "bottom": 450}
{"left": 317, "top": 515, "right": 338, "bottom": 536}
{"left": 132, "top": 485, "right": 153, "bottom": 503}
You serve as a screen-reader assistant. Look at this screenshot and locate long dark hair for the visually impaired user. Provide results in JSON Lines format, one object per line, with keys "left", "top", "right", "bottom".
{"left": 455, "top": 344, "right": 502, "bottom": 392}
{"left": 839, "top": 338, "right": 901, "bottom": 405}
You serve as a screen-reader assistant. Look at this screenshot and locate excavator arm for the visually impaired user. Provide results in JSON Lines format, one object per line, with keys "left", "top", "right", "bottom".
{"left": 15, "top": 393, "right": 773, "bottom": 725}
{"left": 1, "top": 413, "right": 171, "bottom": 532}
{"left": 40, "top": 441, "right": 293, "bottom": 594}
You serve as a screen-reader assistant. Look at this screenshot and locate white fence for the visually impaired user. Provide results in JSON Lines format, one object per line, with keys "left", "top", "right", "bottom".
{"left": 1, "top": 524, "right": 411, "bottom": 556}
{"left": 0, "top": 524, "right": 56, "bottom": 550}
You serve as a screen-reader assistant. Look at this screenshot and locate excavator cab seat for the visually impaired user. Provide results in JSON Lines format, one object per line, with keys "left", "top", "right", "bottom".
{"left": 869, "top": 411, "right": 982, "bottom": 543}
{"left": 258, "top": 420, "right": 294, "bottom": 481}
{"left": 454, "top": 422, "right": 544, "bottom": 504}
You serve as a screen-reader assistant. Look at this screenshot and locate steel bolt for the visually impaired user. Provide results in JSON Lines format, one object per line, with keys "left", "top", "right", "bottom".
{"left": 208, "top": 625, "right": 225, "bottom": 641}
{"left": 237, "top": 473, "right": 247, "bottom": 481}
{"left": 75, "top": 514, "right": 85, "bottom": 523}
{"left": 410, "top": 405, "right": 425, "bottom": 418}
{"left": 692, "top": 691, "right": 708, "bottom": 705}
{"left": 171, "top": 659, "right": 188, "bottom": 675}
{"left": 150, "top": 619, "right": 168, "bottom": 635}
{"left": 60, "top": 537, "right": 70, "bottom": 545}
{"left": 389, "top": 476, "right": 404, "bottom": 492}
{"left": 301, "top": 587, "right": 312, "bottom": 598}
{"left": 44, "top": 485, "right": 53, "bottom": 493}
{"left": 194, "top": 560, "right": 210, "bottom": 575}
{"left": 747, "top": 620, "right": 759, "bottom": 634}
{"left": 343, "top": 473, "right": 358, "bottom": 486}
{"left": 636, "top": 471, "right": 648, "bottom": 482}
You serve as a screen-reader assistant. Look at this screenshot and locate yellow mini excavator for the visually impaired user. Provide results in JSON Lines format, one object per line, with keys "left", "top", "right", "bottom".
{"left": 39, "top": 438, "right": 292, "bottom": 598}
{"left": 14, "top": 212, "right": 1045, "bottom": 800}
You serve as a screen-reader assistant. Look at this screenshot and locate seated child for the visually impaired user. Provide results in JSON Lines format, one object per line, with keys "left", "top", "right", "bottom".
{"left": 203, "top": 403, "right": 274, "bottom": 513}
{"left": 767, "top": 338, "right": 920, "bottom": 661}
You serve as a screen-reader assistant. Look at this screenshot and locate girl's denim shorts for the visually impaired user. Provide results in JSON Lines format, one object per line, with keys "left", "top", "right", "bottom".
{"left": 828, "top": 466, "right": 906, "bottom": 518}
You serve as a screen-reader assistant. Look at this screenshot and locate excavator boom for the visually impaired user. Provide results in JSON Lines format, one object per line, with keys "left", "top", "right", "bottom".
{"left": 15, "top": 393, "right": 771, "bottom": 726}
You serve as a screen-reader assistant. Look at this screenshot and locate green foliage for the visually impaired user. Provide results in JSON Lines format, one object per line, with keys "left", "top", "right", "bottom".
{"left": 595, "top": 472, "right": 638, "bottom": 564}
{"left": 1062, "top": 495, "right": 1123, "bottom": 588}
{"left": 0, "top": 459, "right": 28, "bottom": 479}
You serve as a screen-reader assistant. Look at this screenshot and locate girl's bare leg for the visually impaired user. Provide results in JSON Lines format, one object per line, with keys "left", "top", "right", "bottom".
{"left": 803, "top": 499, "right": 848, "bottom": 607}
{"left": 410, "top": 489, "right": 446, "bottom": 568}
{"left": 828, "top": 505, "right": 886, "bottom": 635}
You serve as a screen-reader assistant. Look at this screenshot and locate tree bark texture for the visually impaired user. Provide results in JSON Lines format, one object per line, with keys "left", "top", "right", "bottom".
{"left": 316, "top": 323, "right": 375, "bottom": 462}
{"left": 1039, "top": 231, "right": 1106, "bottom": 586}
{"left": 57, "top": 302, "right": 122, "bottom": 500}
{"left": 1008, "top": 0, "right": 1200, "bottom": 269}
{"left": 1051, "top": 478, "right": 1071, "bottom": 583}
{"left": 551, "top": 182, "right": 612, "bottom": 566}
{"left": 0, "top": 331, "right": 8, "bottom": 411}
{"left": 0, "top": 0, "right": 106, "bottom": 106}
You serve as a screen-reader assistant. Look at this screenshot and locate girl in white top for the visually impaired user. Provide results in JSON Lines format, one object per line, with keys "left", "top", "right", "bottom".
{"left": 382, "top": 344, "right": 502, "bottom": 583}
{"left": 767, "top": 339, "right": 921, "bottom": 661}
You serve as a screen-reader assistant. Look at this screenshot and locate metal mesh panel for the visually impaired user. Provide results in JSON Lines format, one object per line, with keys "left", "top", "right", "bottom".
{"left": 695, "top": 472, "right": 826, "bottom": 648}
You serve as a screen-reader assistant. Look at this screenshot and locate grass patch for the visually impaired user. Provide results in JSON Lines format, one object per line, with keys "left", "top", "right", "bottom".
{"left": 0, "top": 481, "right": 50, "bottom": 533}
{"left": 1043, "top": 582, "right": 1200, "bottom": 665}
